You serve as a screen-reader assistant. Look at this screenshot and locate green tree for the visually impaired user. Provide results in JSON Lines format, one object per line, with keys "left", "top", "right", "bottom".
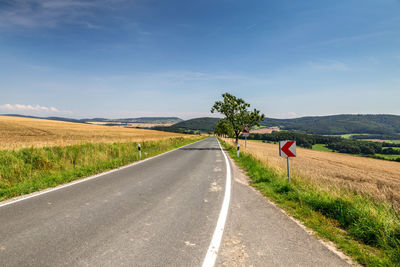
{"left": 214, "top": 119, "right": 234, "bottom": 137}
{"left": 211, "top": 93, "right": 265, "bottom": 143}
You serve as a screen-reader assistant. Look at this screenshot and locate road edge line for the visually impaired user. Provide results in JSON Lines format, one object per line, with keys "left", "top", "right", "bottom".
{"left": 0, "top": 137, "right": 206, "bottom": 208}
{"left": 202, "top": 139, "right": 232, "bottom": 267}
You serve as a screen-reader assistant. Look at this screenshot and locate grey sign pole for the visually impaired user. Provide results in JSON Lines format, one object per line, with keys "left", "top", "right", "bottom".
{"left": 138, "top": 144, "right": 141, "bottom": 159}
{"left": 287, "top": 157, "right": 290, "bottom": 182}
{"left": 245, "top": 136, "right": 247, "bottom": 148}
{"left": 237, "top": 143, "right": 240, "bottom": 158}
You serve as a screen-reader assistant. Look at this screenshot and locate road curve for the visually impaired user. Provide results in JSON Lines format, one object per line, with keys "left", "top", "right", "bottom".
{"left": 0, "top": 137, "right": 227, "bottom": 266}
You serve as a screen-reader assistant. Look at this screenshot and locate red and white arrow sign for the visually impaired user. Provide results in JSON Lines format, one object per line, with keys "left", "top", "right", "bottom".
{"left": 279, "top": 140, "right": 296, "bottom": 157}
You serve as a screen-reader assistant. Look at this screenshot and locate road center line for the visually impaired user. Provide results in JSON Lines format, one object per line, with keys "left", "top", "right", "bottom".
{"left": 202, "top": 140, "right": 232, "bottom": 267}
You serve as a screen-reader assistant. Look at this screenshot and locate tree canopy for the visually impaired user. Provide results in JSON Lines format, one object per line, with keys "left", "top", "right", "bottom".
{"left": 211, "top": 93, "right": 265, "bottom": 143}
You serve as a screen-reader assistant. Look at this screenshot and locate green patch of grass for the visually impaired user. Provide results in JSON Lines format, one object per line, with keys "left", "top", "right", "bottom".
{"left": 0, "top": 137, "right": 203, "bottom": 201}
{"left": 384, "top": 140, "right": 400, "bottom": 144}
{"left": 312, "top": 144, "right": 334, "bottom": 152}
{"left": 375, "top": 154, "right": 400, "bottom": 160}
{"left": 219, "top": 139, "right": 400, "bottom": 266}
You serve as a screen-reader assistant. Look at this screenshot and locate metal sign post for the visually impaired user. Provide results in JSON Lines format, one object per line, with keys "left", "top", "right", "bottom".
{"left": 242, "top": 125, "right": 250, "bottom": 148}
{"left": 237, "top": 143, "right": 240, "bottom": 158}
{"left": 279, "top": 140, "right": 296, "bottom": 181}
{"left": 138, "top": 144, "right": 141, "bottom": 159}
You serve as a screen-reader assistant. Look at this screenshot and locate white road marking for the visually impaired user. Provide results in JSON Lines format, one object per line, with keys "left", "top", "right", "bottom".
{"left": 0, "top": 139, "right": 205, "bottom": 208}
{"left": 202, "top": 139, "right": 231, "bottom": 267}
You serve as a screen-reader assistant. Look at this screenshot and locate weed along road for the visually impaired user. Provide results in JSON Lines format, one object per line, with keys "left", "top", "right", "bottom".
{"left": 0, "top": 137, "right": 350, "bottom": 266}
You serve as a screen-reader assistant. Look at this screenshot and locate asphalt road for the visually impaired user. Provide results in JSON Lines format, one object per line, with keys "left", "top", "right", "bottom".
{"left": 0, "top": 138, "right": 227, "bottom": 266}
{"left": 0, "top": 137, "right": 351, "bottom": 266}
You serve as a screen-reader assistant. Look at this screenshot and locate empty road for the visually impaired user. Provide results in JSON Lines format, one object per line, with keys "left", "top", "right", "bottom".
{"left": 0, "top": 137, "right": 350, "bottom": 266}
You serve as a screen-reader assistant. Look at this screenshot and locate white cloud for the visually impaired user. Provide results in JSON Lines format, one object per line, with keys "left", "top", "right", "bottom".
{"left": 0, "top": 104, "right": 60, "bottom": 113}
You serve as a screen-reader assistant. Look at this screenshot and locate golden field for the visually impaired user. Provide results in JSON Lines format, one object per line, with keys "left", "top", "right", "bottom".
{"left": 225, "top": 138, "right": 400, "bottom": 206}
{"left": 0, "top": 116, "right": 189, "bottom": 150}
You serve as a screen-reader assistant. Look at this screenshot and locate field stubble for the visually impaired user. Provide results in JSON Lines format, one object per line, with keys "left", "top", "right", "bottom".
{"left": 0, "top": 116, "right": 189, "bottom": 150}
{"left": 224, "top": 138, "right": 400, "bottom": 208}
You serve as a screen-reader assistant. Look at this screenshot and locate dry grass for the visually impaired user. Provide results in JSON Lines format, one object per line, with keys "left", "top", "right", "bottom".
{"left": 225, "top": 138, "right": 400, "bottom": 206}
{"left": 0, "top": 116, "right": 189, "bottom": 150}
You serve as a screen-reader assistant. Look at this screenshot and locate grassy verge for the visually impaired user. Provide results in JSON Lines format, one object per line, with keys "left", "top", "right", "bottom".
{"left": 0, "top": 137, "right": 203, "bottom": 201}
{"left": 220, "top": 139, "right": 400, "bottom": 266}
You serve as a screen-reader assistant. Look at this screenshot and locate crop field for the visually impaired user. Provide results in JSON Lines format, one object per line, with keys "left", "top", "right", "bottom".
{"left": 221, "top": 138, "right": 400, "bottom": 265}
{"left": 250, "top": 126, "right": 280, "bottom": 134}
{"left": 225, "top": 138, "right": 400, "bottom": 206}
{"left": 0, "top": 116, "right": 189, "bottom": 150}
{"left": 0, "top": 115, "right": 201, "bottom": 200}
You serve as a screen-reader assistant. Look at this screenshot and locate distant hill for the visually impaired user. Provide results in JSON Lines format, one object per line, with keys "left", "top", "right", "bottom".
{"left": 2, "top": 114, "right": 85, "bottom": 123}
{"left": 153, "top": 114, "right": 400, "bottom": 137}
{"left": 1, "top": 114, "right": 182, "bottom": 124}
{"left": 261, "top": 114, "right": 400, "bottom": 135}
{"left": 111, "top": 117, "right": 182, "bottom": 124}
{"left": 5, "top": 113, "right": 399, "bottom": 137}
{"left": 153, "top": 117, "right": 219, "bottom": 133}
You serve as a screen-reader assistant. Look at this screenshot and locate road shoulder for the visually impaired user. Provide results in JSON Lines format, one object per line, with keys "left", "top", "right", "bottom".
{"left": 217, "top": 154, "right": 355, "bottom": 267}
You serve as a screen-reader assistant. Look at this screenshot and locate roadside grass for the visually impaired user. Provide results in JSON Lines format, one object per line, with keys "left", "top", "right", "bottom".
{"left": 220, "top": 139, "right": 400, "bottom": 266}
{"left": 0, "top": 137, "right": 203, "bottom": 201}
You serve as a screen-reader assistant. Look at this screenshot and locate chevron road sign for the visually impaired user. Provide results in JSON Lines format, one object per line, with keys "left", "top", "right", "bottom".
{"left": 279, "top": 140, "right": 296, "bottom": 158}
{"left": 279, "top": 140, "right": 296, "bottom": 181}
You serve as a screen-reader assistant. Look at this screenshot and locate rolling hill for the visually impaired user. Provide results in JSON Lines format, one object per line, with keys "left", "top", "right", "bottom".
{"left": 152, "top": 117, "right": 219, "bottom": 133}
{"left": 152, "top": 114, "right": 400, "bottom": 137}
{"left": 1, "top": 114, "right": 182, "bottom": 124}
{"left": 261, "top": 114, "right": 400, "bottom": 135}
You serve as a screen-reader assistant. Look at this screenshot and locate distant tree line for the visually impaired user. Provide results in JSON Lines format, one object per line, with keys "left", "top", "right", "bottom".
{"left": 260, "top": 114, "right": 400, "bottom": 135}
{"left": 151, "top": 126, "right": 201, "bottom": 135}
{"left": 242, "top": 132, "right": 341, "bottom": 149}
{"left": 351, "top": 134, "right": 400, "bottom": 141}
{"left": 382, "top": 142, "right": 400, "bottom": 148}
{"left": 241, "top": 131, "right": 400, "bottom": 159}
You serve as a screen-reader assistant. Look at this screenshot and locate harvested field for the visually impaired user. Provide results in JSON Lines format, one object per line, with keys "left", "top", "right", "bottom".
{"left": 250, "top": 127, "right": 280, "bottom": 134}
{"left": 0, "top": 116, "right": 189, "bottom": 150}
{"left": 224, "top": 138, "right": 400, "bottom": 206}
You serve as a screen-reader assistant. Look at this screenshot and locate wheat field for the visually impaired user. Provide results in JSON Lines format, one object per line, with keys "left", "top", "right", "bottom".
{"left": 225, "top": 138, "right": 400, "bottom": 206}
{"left": 0, "top": 116, "right": 189, "bottom": 150}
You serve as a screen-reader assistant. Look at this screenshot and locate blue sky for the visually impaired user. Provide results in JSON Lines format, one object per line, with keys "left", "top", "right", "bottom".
{"left": 0, "top": 0, "right": 399, "bottom": 119}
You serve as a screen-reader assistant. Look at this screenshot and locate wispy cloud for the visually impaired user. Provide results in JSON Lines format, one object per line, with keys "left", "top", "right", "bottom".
{"left": 0, "top": 0, "right": 121, "bottom": 29}
{"left": 0, "top": 104, "right": 67, "bottom": 115}
{"left": 0, "top": 104, "right": 59, "bottom": 113}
